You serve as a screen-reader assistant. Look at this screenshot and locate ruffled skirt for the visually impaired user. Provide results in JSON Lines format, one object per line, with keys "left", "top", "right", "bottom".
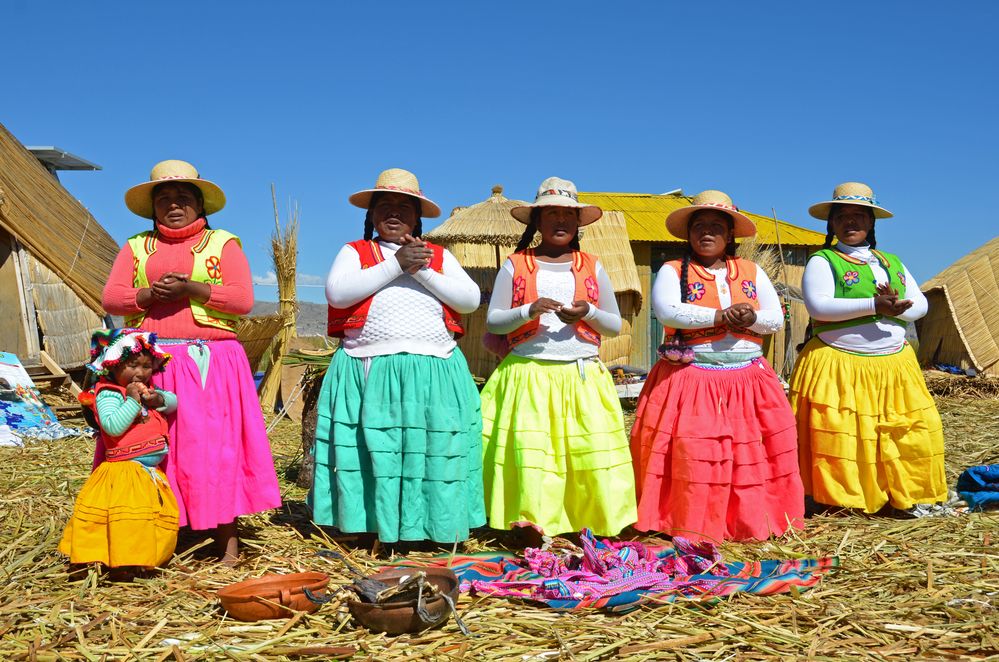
{"left": 59, "top": 460, "right": 178, "bottom": 567}
{"left": 481, "top": 355, "right": 637, "bottom": 537}
{"left": 789, "top": 340, "right": 946, "bottom": 512}
{"left": 308, "top": 349, "right": 485, "bottom": 543}
{"left": 631, "top": 357, "right": 803, "bottom": 542}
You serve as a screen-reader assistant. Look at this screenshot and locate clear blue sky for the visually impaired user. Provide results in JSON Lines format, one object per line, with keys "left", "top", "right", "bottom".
{"left": 4, "top": 1, "right": 996, "bottom": 303}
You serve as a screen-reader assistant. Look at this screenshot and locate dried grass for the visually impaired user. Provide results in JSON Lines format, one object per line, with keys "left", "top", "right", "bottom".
{"left": 1, "top": 398, "right": 997, "bottom": 660}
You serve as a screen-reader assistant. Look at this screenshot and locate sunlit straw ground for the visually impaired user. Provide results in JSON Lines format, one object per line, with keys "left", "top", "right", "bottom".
{"left": 1, "top": 394, "right": 997, "bottom": 660}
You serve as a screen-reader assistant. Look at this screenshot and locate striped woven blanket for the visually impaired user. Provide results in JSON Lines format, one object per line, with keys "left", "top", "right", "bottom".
{"left": 391, "top": 529, "right": 838, "bottom": 613}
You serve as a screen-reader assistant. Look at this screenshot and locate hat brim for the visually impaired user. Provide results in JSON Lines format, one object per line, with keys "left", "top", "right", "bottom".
{"left": 349, "top": 188, "right": 442, "bottom": 218}
{"left": 510, "top": 199, "right": 603, "bottom": 226}
{"left": 665, "top": 205, "right": 757, "bottom": 239}
{"left": 808, "top": 200, "right": 893, "bottom": 220}
{"left": 125, "top": 178, "right": 226, "bottom": 219}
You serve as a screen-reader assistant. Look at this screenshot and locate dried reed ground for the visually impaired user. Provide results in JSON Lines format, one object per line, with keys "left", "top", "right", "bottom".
{"left": 1, "top": 396, "right": 997, "bottom": 661}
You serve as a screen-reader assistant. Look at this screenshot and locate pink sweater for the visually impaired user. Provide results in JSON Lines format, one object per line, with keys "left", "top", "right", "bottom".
{"left": 103, "top": 222, "right": 254, "bottom": 340}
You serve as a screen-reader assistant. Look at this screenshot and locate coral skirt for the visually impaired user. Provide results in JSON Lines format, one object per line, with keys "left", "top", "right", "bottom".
{"left": 631, "top": 357, "right": 804, "bottom": 542}
{"left": 790, "top": 340, "right": 946, "bottom": 512}
{"left": 59, "top": 460, "right": 178, "bottom": 567}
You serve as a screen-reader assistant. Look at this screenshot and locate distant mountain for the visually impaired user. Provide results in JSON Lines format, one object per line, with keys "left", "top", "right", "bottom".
{"left": 252, "top": 301, "right": 328, "bottom": 336}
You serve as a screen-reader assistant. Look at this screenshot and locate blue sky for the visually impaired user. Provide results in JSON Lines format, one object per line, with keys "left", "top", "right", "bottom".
{"left": 4, "top": 1, "right": 996, "bottom": 303}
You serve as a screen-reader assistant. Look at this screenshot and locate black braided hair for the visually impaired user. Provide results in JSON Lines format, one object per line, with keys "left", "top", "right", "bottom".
{"left": 364, "top": 191, "right": 423, "bottom": 240}
{"left": 825, "top": 204, "right": 877, "bottom": 248}
{"left": 678, "top": 246, "right": 693, "bottom": 304}
{"left": 515, "top": 208, "right": 582, "bottom": 253}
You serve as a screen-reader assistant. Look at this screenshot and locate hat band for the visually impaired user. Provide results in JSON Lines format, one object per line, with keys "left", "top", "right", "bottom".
{"left": 699, "top": 201, "right": 740, "bottom": 213}
{"left": 155, "top": 174, "right": 200, "bottom": 182}
{"left": 536, "top": 188, "right": 578, "bottom": 202}
{"left": 375, "top": 184, "right": 424, "bottom": 197}
{"left": 833, "top": 194, "right": 878, "bottom": 206}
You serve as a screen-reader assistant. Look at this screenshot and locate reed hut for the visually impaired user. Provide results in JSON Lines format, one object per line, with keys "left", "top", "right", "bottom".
{"left": 917, "top": 235, "right": 999, "bottom": 378}
{"left": 0, "top": 122, "right": 117, "bottom": 369}
{"left": 577, "top": 192, "right": 826, "bottom": 375}
{"left": 424, "top": 186, "right": 643, "bottom": 378}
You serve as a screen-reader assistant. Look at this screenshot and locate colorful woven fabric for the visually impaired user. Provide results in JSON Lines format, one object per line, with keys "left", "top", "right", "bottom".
{"left": 391, "top": 529, "right": 838, "bottom": 613}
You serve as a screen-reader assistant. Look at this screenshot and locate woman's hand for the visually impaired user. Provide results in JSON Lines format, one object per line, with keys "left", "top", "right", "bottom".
{"left": 150, "top": 273, "right": 211, "bottom": 303}
{"left": 874, "top": 283, "right": 913, "bottom": 317}
{"left": 395, "top": 235, "right": 433, "bottom": 274}
{"left": 723, "top": 303, "right": 757, "bottom": 328}
{"left": 528, "top": 297, "right": 564, "bottom": 319}
{"left": 556, "top": 300, "right": 590, "bottom": 324}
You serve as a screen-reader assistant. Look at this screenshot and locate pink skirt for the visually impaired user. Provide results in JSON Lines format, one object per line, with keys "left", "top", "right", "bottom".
{"left": 94, "top": 339, "right": 281, "bottom": 529}
{"left": 630, "top": 358, "right": 804, "bottom": 542}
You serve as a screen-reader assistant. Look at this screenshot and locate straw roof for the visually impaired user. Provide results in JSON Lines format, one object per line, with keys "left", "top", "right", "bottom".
{"left": 425, "top": 185, "right": 527, "bottom": 245}
{"left": 577, "top": 192, "right": 827, "bottom": 246}
{"left": 919, "top": 235, "right": 999, "bottom": 376}
{"left": 0, "top": 121, "right": 119, "bottom": 314}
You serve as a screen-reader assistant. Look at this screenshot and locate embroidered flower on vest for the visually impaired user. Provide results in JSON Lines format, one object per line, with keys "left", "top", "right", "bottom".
{"left": 512, "top": 275, "right": 527, "bottom": 307}
{"left": 687, "top": 281, "right": 705, "bottom": 302}
{"left": 843, "top": 270, "right": 861, "bottom": 286}
{"left": 584, "top": 276, "right": 599, "bottom": 302}
{"left": 205, "top": 255, "right": 223, "bottom": 281}
{"left": 741, "top": 280, "right": 757, "bottom": 299}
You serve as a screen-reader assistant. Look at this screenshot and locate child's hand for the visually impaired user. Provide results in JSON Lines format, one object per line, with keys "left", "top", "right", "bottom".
{"left": 140, "top": 390, "right": 165, "bottom": 410}
{"left": 125, "top": 382, "right": 146, "bottom": 402}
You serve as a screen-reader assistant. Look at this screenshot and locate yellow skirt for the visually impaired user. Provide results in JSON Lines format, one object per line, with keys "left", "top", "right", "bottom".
{"left": 59, "top": 460, "right": 179, "bottom": 568}
{"left": 789, "top": 340, "right": 947, "bottom": 512}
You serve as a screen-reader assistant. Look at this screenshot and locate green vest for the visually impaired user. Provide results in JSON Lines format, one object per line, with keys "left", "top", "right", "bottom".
{"left": 811, "top": 247, "right": 908, "bottom": 334}
{"left": 125, "top": 228, "right": 242, "bottom": 332}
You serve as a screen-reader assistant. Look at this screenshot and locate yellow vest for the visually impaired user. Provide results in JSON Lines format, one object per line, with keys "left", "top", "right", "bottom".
{"left": 126, "top": 228, "right": 242, "bottom": 332}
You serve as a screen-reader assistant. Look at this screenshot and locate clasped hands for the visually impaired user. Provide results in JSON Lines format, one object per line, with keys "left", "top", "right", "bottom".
{"left": 714, "top": 303, "right": 757, "bottom": 329}
{"left": 874, "top": 283, "right": 913, "bottom": 317}
{"left": 395, "top": 234, "right": 435, "bottom": 274}
{"left": 125, "top": 382, "right": 164, "bottom": 409}
{"left": 528, "top": 297, "right": 590, "bottom": 324}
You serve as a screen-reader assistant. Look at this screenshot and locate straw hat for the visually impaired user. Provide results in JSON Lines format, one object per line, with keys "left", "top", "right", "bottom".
{"left": 809, "top": 182, "right": 893, "bottom": 220}
{"left": 348, "top": 168, "right": 441, "bottom": 218}
{"left": 125, "top": 160, "right": 226, "bottom": 219}
{"left": 510, "top": 176, "right": 602, "bottom": 225}
{"left": 665, "top": 190, "right": 756, "bottom": 239}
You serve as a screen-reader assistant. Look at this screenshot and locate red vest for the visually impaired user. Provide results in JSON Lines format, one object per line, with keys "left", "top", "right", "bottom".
{"left": 507, "top": 249, "right": 601, "bottom": 348}
{"left": 326, "top": 239, "right": 465, "bottom": 338}
{"left": 91, "top": 382, "right": 169, "bottom": 462}
{"left": 663, "top": 257, "right": 763, "bottom": 346}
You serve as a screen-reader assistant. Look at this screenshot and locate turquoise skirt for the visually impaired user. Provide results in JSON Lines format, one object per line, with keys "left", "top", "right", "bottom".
{"left": 308, "top": 348, "right": 485, "bottom": 543}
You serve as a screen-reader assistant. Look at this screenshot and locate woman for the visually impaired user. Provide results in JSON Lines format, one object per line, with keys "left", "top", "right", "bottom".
{"left": 309, "top": 168, "right": 484, "bottom": 545}
{"left": 790, "top": 182, "right": 946, "bottom": 516}
{"left": 103, "top": 160, "right": 281, "bottom": 563}
{"left": 630, "top": 190, "right": 803, "bottom": 542}
{"left": 481, "top": 176, "right": 636, "bottom": 538}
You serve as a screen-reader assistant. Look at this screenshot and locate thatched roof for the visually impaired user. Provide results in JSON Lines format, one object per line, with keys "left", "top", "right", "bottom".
{"left": 425, "top": 185, "right": 528, "bottom": 244}
{"left": 577, "top": 192, "right": 826, "bottom": 246}
{"left": 920, "top": 235, "right": 999, "bottom": 375}
{"left": 0, "top": 121, "right": 119, "bottom": 314}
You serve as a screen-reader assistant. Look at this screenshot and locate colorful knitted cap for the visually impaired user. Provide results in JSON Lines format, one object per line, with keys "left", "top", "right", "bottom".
{"left": 87, "top": 328, "right": 172, "bottom": 376}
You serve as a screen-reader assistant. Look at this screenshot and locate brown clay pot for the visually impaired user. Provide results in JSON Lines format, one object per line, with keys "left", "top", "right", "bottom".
{"left": 348, "top": 567, "right": 460, "bottom": 635}
{"left": 218, "top": 572, "right": 330, "bottom": 622}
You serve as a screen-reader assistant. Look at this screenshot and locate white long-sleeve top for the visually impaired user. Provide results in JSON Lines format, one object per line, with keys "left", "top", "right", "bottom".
{"left": 652, "top": 261, "right": 784, "bottom": 356}
{"left": 325, "top": 240, "right": 480, "bottom": 359}
{"left": 486, "top": 257, "right": 621, "bottom": 362}
{"left": 803, "top": 242, "right": 927, "bottom": 355}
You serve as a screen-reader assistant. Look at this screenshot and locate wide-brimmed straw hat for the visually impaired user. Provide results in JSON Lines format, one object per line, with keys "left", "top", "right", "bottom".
{"left": 510, "top": 176, "right": 602, "bottom": 225}
{"left": 125, "top": 160, "right": 226, "bottom": 219}
{"left": 348, "top": 168, "right": 441, "bottom": 218}
{"left": 665, "top": 190, "right": 756, "bottom": 239}
{"left": 808, "top": 182, "right": 893, "bottom": 220}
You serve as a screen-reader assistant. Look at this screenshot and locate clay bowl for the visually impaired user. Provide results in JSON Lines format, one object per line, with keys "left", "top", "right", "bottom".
{"left": 348, "top": 567, "right": 460, "bottom": 635}
{"left": 218, "top": 572, "right": 330, "bottom": 622}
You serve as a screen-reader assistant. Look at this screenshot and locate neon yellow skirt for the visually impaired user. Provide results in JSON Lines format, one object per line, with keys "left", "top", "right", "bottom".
{"left": 481, "top": 355, "right": 637, "bottom": 536}
{"left": 789, "top": 340, "right": 947, "bottom": 512}
{"left": 59, "top": 460, "right": 179, "bottom": 568}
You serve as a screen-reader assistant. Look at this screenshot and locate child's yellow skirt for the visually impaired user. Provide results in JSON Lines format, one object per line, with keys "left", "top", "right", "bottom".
{"left": 790, "top": 340, "right": 947, "bottom": 513}
{"left": 59, "top": 460, "right": 179, "bottom": 568}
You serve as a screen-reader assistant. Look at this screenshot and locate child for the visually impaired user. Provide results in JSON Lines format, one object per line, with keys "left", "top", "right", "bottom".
{"left": 59, "top": 328, "right": 179, "bottom": 571}
{"left": 480, "top": 177, "right": 637, "bottom": 538}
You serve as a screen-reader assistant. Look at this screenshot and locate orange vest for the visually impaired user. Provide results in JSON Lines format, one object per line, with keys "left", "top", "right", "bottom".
{"left": 506, "top": 249, "right": 601, "bottom": 348}
{"left": 92, "top": 382, "right": 169, "bottom": 462}
{"left": 663, "top": 257, "right": 763, "bottom": 346}
{"left": 326, "top": 239, "right": 465, "bottom": 338}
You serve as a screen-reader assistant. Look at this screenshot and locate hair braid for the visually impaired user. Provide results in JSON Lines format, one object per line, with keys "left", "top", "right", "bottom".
{"left": 363, "top": 209, "right": 374, "bottom": 240}
{"left": 678, "top": 247, "right": 692, "bottom": 304}
{"left": 867, "top": 221, "right": 877, "bottom": 249}
{"left": 823, "top": 220, "right": 835, "bottom": 249}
